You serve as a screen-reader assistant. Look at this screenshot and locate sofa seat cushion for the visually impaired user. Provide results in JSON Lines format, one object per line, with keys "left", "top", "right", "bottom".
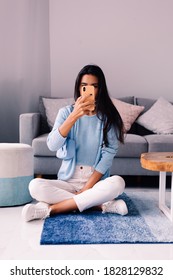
{"left": 116, "top": 134, "right": 148, "bottom": 158}
{"left": 33, "top": 133, "right": 148, "bottom": 159}
{"left": 144, "top": 135, "right": 173, "bottom": 152}
{"left": 32, "top": 134, "right": 56, "bottom": 157}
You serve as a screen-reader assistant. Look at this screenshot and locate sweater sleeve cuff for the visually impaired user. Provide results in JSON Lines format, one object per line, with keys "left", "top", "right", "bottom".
{"left": 94, "top": 165, "right": 106, "bottom": 175}
{"left": 47, "top": 128, "right": 67, "bottom": 151}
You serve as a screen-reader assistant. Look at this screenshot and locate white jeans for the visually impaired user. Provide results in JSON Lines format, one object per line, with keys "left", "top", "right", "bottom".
{"left": 29, "top": 166, "right": 125, "bottom": 212}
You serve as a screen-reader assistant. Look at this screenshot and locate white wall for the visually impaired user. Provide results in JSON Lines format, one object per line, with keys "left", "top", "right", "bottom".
{"left": 0, "top": 0, "right": 50, "bottom": 142}
{"left": 49, "top": 0, "right": 173, "bottom": 99}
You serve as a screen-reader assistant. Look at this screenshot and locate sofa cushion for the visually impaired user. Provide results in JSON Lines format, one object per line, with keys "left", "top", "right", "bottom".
{"left": 135, "top": 97, "right": 156, "bottom": 135}
{"left": 39, "top": 96, "right": 74, "bottom": 134}
{"left": 32, "top": 134, "right": 56, "bottom": 157}
{"left": 112, "top": 98, "right": 144, "bottom": 132}
{"left": 144, "top": 134, "right": 173, "bottom": 152}
{"left": 136, "top": 97, "right": 173, "bottom": 134}
{"left": 116, "top": 134, "right": 148, "bottom": 158}
{"left": 33, "top": 133, "right": 149, "bottom": 159}
{"left": 117, "top": 96, "right": 137, "bottom": 134}
{"left": 42, "top": 97, "right": 74, "bottom": 128}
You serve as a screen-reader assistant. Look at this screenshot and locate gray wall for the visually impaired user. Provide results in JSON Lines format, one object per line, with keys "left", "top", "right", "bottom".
{"left": 0, "top": 0, "right": 51, "bottom": 142}
{"left": 1, "top": 0, "right": 173, "bottom": 142}
{"left": 50, "top": 0, "right": 173, "bottom": 99}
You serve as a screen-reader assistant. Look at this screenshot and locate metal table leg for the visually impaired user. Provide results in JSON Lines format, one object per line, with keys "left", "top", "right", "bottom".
{"left": 159, "top": 171, "right": 173, "bottom": 222}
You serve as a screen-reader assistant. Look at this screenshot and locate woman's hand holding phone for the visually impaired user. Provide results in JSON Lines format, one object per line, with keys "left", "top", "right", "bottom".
{"left": 81, "top": 85, "right": 95, "bottom": 112}
{"left": 59, "top": 94, "right": 94, "bottom": 137}
{"left": 72, "top": 86, "right": 96, "bottom": 119}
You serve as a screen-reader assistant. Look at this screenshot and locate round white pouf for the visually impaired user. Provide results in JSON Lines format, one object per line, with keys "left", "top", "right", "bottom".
{"left": 0, "top": 143, "right": 33, "bottom": 206}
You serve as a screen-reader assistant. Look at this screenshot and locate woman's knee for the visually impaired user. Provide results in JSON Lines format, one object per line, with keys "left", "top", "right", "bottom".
{"left": 105, "top": 175, "right": 125, "bottom": 195}
{"left": 29, "top": 178, "right": 43, "bottom": 199}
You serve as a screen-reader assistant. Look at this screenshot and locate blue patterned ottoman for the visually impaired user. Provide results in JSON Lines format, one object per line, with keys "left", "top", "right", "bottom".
{"left": 0, "top": 143, "right": 33, "bottom": 206}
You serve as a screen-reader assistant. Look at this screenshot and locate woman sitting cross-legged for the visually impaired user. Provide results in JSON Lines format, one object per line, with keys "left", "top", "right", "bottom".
{"left": 22, "top": 64, "right": 128, "bottom": 222}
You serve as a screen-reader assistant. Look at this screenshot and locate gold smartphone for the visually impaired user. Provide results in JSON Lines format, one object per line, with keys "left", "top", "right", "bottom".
{"left": 81, "top": 85, "right": 95, "bottom": 111}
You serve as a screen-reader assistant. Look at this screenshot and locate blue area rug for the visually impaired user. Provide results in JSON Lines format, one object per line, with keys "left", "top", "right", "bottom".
{"left": 40, "top": 191, "right": 173, "bottom": 244}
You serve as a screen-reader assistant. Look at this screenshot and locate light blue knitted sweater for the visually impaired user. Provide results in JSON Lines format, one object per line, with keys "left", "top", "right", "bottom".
{"left": 47, "top": 105, "right": 119, "bottom": 180}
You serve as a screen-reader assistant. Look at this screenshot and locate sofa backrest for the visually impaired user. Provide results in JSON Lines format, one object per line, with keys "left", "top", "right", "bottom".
{"left": 39, "top": 95, "right": 136, "bottom": 135}
{"left": 134, "top": 97, "right": 156, "bottom": 135}
{"left": 39, "top": 96, "right": 166, "bottom": 136}
{"left": 39, "top": 96, "right": 51, "bottom": 134}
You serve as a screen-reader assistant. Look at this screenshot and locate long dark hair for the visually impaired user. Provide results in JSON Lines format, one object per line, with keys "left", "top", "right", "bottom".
{"left": 74, "top": 64, "right": 124, "bottom": 145}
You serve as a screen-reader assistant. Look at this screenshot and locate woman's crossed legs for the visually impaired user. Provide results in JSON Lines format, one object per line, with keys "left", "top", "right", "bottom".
{"left": 22, "top": 175, "right": 128, "bottom": 222}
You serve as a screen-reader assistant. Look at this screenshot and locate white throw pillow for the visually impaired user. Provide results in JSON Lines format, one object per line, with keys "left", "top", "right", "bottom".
{"left": 136, "top": 97, "right": 173, "bottom": 134}
{"left": 43, "top": 97, "right": 74, "bottom": 128}
{"left": 112, "top": 98, "right": 144, "bottom": 132}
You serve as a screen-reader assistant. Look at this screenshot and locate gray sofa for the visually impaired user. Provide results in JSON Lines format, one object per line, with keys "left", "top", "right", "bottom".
{"left": 19, "top": 96, "right": 173, "bottom": 177}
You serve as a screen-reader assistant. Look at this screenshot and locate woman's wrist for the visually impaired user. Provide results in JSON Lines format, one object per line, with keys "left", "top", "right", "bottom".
{"left": 58, "top": 113, "right": 77, "bottom": 137}
{"left": 69, "top": 111, "right": 79, "bottom": 123}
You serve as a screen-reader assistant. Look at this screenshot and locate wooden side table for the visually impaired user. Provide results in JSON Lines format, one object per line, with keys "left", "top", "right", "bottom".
{"left": 141, "top": 152, "right": 173, "bottom": 222}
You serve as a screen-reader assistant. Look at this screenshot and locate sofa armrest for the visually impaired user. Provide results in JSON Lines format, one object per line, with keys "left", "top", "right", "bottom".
{"left": 19, "top": 113, "right": 40, "bottom": 145}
